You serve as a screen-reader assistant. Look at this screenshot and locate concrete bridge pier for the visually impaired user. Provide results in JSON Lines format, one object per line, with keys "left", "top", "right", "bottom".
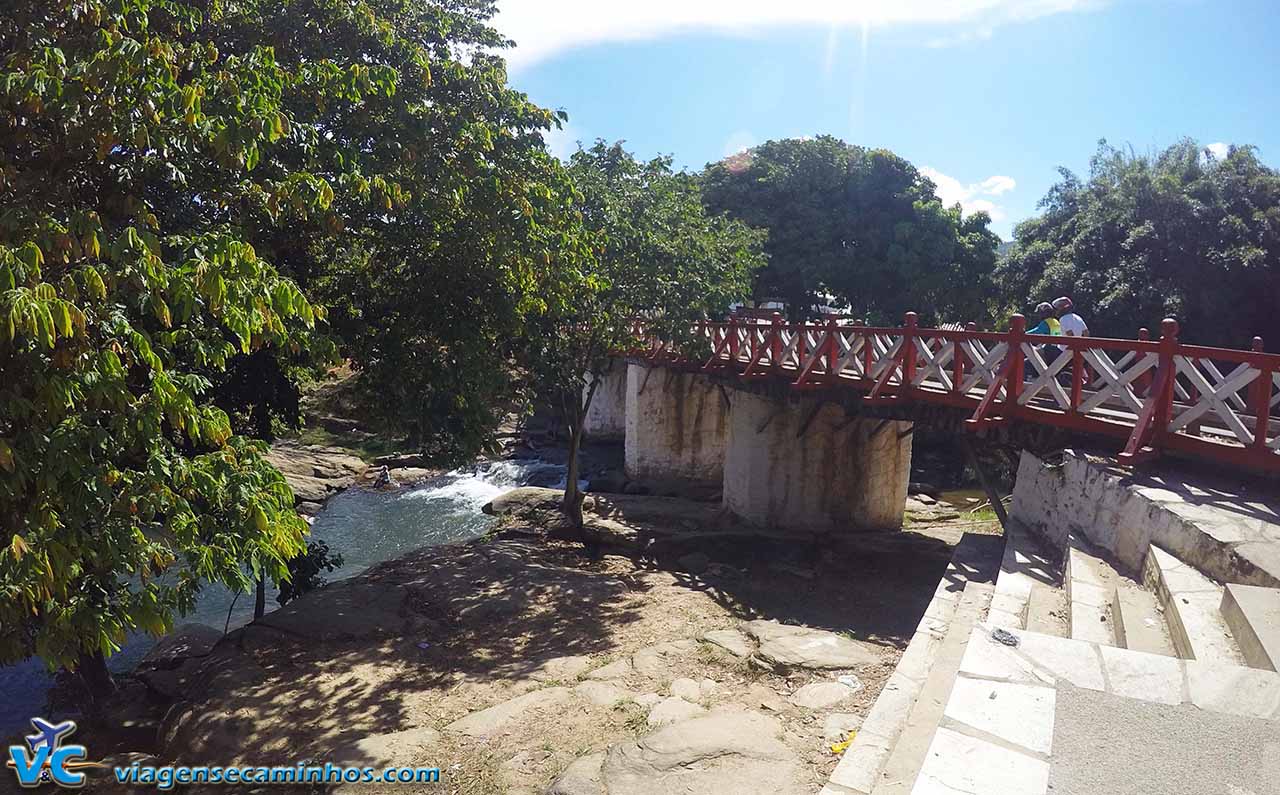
{"left": 722, "top": 392, "right": 913, "bottom": 532}
{"left": 582, "top": 362, "right": 628, "bottom": 441}
{"left": 624, "top": 364, "right": 729, "bottom": 485}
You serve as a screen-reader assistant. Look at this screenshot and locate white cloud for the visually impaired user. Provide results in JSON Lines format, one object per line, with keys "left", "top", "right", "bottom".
{"left": 921, "top": 166, "right": 1016, "bottom": 222}
{"left": 493, "top": 1, "right": 1107, "bottom": 70}
{"left": 1205, "top": 142, "right": 1229, "bottom": 160}
{"left": 722, "top": 130, "right": 756, "bottom": 157}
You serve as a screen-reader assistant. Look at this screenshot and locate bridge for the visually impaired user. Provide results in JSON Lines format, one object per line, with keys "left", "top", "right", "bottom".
{"left": 584, "top": 311, "right": 1278, "bottom": 533}
{"left": 631, "top": 311, "right": 1280, "bottom": 475}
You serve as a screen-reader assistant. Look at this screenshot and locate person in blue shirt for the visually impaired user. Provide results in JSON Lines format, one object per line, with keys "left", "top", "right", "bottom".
{"left": 1029, "top": 302, "right": 1060, "bottom": 336}
{"left": 1026, "top": 302, "right": 1061, "bottom": 382}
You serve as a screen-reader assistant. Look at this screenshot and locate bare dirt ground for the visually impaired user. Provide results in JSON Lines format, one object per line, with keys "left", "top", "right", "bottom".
{"left": 80, "top": 492, "right": 999, "bottom": 795}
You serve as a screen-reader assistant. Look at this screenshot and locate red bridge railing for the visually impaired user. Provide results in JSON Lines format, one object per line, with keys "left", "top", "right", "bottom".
{"left": 629, "top": 312, "right": 1280, "bottom": 475}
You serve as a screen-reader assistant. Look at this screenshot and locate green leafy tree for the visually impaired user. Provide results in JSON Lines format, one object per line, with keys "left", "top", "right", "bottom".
{"left": 200, "top": 0, "right": 596, "bottom": 463}
{"left": 997, "top": 139, "right": 1280, "bottom": 348}
{"left": 0, "top": 0, "right": 383, "bottom": 696}
{"left": 702, "top": 136, "right": 1000, "bottom": 325}
{"left": 529, "top": 142, "right": 765, "bottom": 530}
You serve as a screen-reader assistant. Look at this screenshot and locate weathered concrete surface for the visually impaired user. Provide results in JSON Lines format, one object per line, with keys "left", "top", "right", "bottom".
{"left": 624, "top": 365, "right": 728, "bottom": 484}
{"left": 1142, "top": 544, "right": 1245, "bottom": 665}
{"left": 1011, "top": 449, "right": 1280, "bottom": 587}
{"left": 1222, "top": 583, "right": 1280, "bottom": 671}
{"left": 1049, "top": 683, "right": 1280, "bottom": 795}
{"left": 1113, "top": 585, "right": 1175, "bottom": 657}
{"left": 1065, "top": 539, "right": 1117, "bottom": 646}
{"left": 871, "top": 581, "right": 994, "bottom": 795}
{"left": 821, "top": 533, "right": 1004, "bottom": 795}
{"left": 584, "top": 362, "right": 628, "bottom": 441}
{"left": 722, "top": 392, "right": 912, "bottom": 533}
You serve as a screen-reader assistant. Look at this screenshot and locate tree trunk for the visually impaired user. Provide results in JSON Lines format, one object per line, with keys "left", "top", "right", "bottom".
{"left": 254, "top": 576, "right": 266, "bottom": 620}
{"left": 75, "top": 649, "right": 116, "bottom": 705}
{"left": 563, "top": 419, "right": 584, "bottom": 528}
{"left": 561, "top": 376, "right": 601, "bottom": 554}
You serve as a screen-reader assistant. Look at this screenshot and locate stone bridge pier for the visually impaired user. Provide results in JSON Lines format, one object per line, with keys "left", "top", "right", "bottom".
{"left": 582, "top": 363, "right": 628, "bottom": 441}
{"left": 623, "top": 364, "right": 729, "bottom": 485}
{"left": 607, "top": 359, "right": 914, "bottom": 532}
{"left": 722, "top": 392, "right": 913, "bottom": 532}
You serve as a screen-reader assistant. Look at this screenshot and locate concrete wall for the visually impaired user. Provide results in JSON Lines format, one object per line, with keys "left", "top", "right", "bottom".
{"left": 624, "top": 365, "right": 729, "bottom": 484}
{"left": 722, "top": 391, "right": 913, "bottom": 533}
{"left": 1010, "top": 450, "right": 1280, "bottom": 587}
{"left": 583, "top": 363, "right": 627, "bottom": 441}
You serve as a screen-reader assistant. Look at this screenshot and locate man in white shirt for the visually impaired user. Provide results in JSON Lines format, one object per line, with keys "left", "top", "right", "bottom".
{"left": 1052, "top": 296, "right": 1090, "bottom": 337}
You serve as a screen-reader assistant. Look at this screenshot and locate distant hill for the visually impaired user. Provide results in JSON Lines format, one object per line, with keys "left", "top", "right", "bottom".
{"left": 996, "top": 240, "right": 1015, "bottom": 258}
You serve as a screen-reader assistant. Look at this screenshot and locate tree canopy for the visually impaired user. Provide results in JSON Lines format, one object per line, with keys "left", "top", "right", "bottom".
{"left": 526, "top": 141, "right": 765, "bottom": 527}
{"left": 244, "top": 0, "right": 595, "bottom": 462}
{"left": 701, "top": 136, "right": 1001, "bottom": 325}
{"left": 997, "top": 139, "right": 1280, "bottom": 349}
{"left": 0, "top": 0, "right": 333, "bottom": 683}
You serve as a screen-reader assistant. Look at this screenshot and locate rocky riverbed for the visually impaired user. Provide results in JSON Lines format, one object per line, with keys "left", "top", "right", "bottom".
{"left": 77, "top": 483, "right": 995, "bottom": 794}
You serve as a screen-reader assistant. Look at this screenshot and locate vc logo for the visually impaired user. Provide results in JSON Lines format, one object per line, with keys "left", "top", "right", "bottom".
{"left": 6, "top": 718, "right": 95, "bottom": 788}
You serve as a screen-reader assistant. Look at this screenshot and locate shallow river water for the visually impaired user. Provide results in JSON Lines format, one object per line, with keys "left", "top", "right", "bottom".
{"left": 0, "top": 458, "right": 569, "bottom": 733}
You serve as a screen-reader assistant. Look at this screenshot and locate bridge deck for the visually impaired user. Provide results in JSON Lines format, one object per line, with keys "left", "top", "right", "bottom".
{"left": 632, "top": 314, "right": 1280, "bottom": 475}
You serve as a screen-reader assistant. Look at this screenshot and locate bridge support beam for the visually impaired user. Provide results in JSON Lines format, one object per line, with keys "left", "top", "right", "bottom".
{"left": 723, "top": 392, "right": 913, "bottom": 532}
{"left": 583, "top": 360, "right": 628, "bottom": 441}
{"left": 624, "top": 364, "right": 729, "bottom": 484}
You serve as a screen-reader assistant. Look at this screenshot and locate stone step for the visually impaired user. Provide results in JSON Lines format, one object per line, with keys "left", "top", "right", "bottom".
{"left": 988, "top": 521, "right": 1059, "bottom": 630}
{"left": 911, "top": 622, "right": 1280, "bottom": 795}
{"left": 1143, "top": 544, "right": 1246, "bottom": 666}
{"left": 1065, "top": 537, "right": 1117, "bottom": 646}
{"left": 1221, "top": 583, "right": 1280, "bottom": 671}
{"left": 820, "top": 533, "right": 1002, "bottom": 795}
{"left": 1024, "top": 582, "right": 1069, "bottom": 637}
{"left": 870, "top": 582, "right": 994, "bottom": 795}
{"left": 1112, "top": 585, "right": 1176, "bottom": 657}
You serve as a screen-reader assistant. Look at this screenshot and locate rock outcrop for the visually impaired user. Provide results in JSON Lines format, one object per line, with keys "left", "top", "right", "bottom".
{"left": 546, "top": 709, "right": 809, "bottom": 795}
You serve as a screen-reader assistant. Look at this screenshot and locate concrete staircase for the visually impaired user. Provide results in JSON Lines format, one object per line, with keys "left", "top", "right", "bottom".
{"left": 821, "top": 516, "right": 1280, "bottom": 795}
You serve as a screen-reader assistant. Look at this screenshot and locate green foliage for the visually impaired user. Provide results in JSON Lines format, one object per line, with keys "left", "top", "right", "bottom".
{"left": 997, "top": 139, "right": 1280, "bottom": 348}
{"left": 702, "top": 136, "right": 1001, "bottom": 325}
{"left": 208, "top": 0, "right": 594, "bottom": 463}
{"left": 528, "top": 141, "right": 765, "bottom": 523}
{"left": 0, "top": 0, "right": 350, "bottom": 673}
{"left": 276, "top": 539, "right": 343, "bottom": 607}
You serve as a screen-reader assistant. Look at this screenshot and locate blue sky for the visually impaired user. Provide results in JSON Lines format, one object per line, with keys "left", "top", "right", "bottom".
{"left": 495, "top": 0, "right": 1280, "bottom": 239}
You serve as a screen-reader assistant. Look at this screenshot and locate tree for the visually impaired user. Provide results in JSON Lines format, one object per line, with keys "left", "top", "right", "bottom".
{"left": 528, "top": 142, "right": 765, "bottom": 530}
{"left": 702, "top": 136, "right": 1000, "bottom": 325}
{"left": 202, "top": 0, "right": 596, "bottom": 464}
{"left": 0, "top": 0, "right": 404, "bottom": 696}
{"left": 997, "top": 139, "right": 1280, "bottom": 349}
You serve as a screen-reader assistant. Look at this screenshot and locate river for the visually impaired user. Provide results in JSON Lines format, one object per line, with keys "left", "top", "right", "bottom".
{"left": 0, "top": 458, "right": 570, "bottom": 734}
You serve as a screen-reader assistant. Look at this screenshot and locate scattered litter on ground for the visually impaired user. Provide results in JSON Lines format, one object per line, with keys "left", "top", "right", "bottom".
{"left": 830, "top": 732, "right": 856, "bottom": 754}
{"left": 837, "top": 674, "right": 863, "bottom": 692}
{"left": 991, "top": 628, "right": 1020, "bottom": 647}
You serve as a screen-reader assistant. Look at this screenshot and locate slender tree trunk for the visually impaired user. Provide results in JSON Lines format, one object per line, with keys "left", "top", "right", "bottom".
{"left": 562, "top": 374, "right": 601, "bottom": 551}
{"left": 254, "top": 577, "right": 266, "bottom": 620}
{"left": 563, "top": 419, "right": 584, "bottom": 529}
{"left": 75, "top": 649, "right": 117, "bottom": 705}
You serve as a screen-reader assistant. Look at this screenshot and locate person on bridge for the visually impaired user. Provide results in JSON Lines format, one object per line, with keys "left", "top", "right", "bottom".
{"left": 1053, "top": 296, "right": 1090, "bottom": 337}
{"left": 1026, "top": 302, "right": 1062, "bottom": 381}
{"left": 1028, "top": 302, "right": 1061, "bottom": 336}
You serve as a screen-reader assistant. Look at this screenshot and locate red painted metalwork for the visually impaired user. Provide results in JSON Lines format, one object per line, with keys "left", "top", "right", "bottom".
{"left": 628, "top": 311, "right": 1280, "bottom": 475}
